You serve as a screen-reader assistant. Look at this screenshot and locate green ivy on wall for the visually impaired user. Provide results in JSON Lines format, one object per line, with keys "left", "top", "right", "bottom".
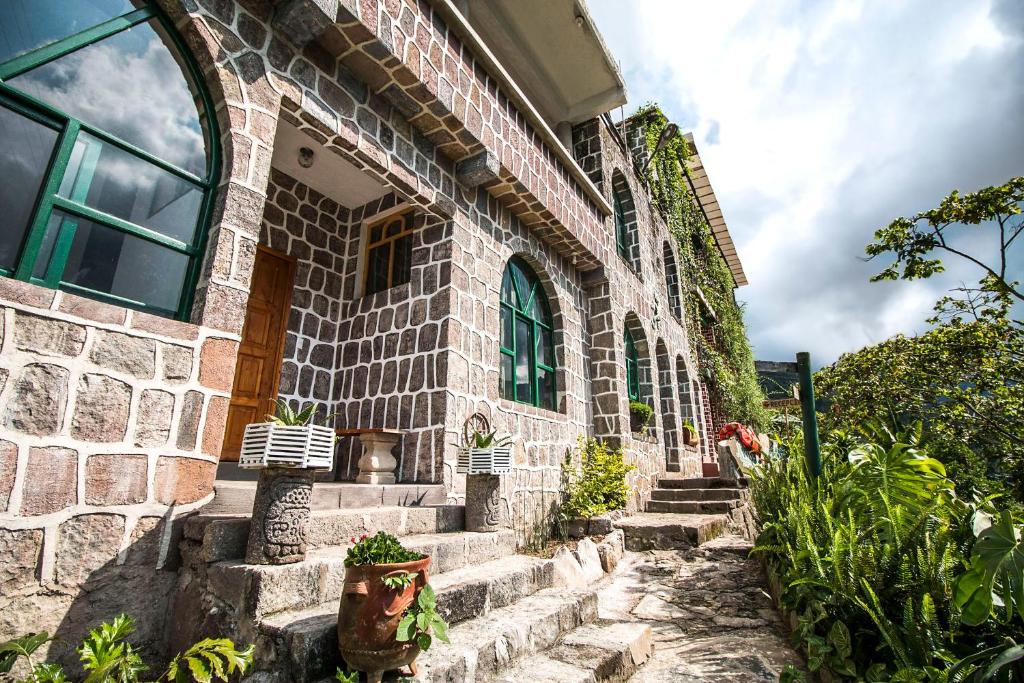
{"left": 635, "top": 104, "right": 769, "bottom": 431}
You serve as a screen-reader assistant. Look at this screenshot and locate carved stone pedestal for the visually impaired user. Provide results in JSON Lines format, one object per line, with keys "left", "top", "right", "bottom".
{"left": 355, "top": 431, "right": 402, "bottom": 484}
{"left": 465, "top": 474, "right": 507, "bottom": 532}
{"left": 245, "top": 467, "right": 315, "bottom": 565}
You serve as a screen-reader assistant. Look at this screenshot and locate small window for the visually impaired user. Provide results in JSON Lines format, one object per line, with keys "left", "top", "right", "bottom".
{"left": 500, "top": 256, "right": 556, "bottom": 410}
{"left": 364, "top": 211, "right": 414, "bottom": 295}
{"left": 611, "top": 169, "right": 639, "bottom": 271}
{"left": 614, "top": 191, "right": 629, "bottom": 259}
{"left": 625, "top": 327, "right": 640, "bottom": 401}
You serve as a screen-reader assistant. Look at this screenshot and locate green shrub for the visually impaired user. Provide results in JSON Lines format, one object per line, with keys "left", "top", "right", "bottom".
{"left": 750, "top": 421, "right": 1024, "bottom": 681}
{"left": 344, "top": 531, "right": 423, "bottom": 567}
{"left": 628, "top": 401, "right": 653, "bottom": 433}
{"left": 561, "top": 437, "right": 635, "bottom": 518}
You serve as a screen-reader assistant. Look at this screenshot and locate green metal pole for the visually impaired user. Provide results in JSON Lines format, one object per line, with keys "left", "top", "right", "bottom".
{"left": 796, "top": 352, "right": 822, "bottom": 479}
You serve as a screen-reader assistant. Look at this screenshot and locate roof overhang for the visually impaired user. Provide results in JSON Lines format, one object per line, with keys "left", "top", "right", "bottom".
{"left": 683, "top": 133, "right": 748, "bottom": 287}
{"left": 458, "top": 0, "right": 627, "bottom": 128}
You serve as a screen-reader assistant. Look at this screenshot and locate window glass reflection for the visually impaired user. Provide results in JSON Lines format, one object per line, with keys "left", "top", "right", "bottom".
{"left": 0, "top": 106, "right": 58, "bottom": 271}
{"left": 0, "top": 0, "right": 136, "bottom": 66}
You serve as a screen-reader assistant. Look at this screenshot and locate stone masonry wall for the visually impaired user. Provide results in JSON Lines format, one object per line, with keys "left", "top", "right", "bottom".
{"left": 0, "top": 279, "right": 234, "bottom": 669}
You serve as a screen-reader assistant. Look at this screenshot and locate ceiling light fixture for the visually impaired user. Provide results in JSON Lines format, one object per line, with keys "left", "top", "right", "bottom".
{"left": 298, "top": 146, "right": 315, "bottom": 168}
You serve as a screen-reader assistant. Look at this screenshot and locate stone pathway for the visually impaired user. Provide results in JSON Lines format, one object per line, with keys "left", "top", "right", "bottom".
{"left": 598, "top": 534, "right": 806, "bottom": 682}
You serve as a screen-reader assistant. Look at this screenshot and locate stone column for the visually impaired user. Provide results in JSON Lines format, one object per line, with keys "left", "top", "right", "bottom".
{"left": 355, "top": 432, "right": 402, "bottom": 484}
{"left": 465, "top": 474, "right": 508, "bottom": 532}
{"left": 245, "top": 467, "right": 315, "bottom": 565}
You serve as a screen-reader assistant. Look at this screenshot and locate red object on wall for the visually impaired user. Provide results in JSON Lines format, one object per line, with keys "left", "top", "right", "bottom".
{"left": 717, "top": 422, "right": 761, "bottom": 454}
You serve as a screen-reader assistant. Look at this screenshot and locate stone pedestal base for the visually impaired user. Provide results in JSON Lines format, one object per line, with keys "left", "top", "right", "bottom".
{"left": 465, "top": 474, "right": 507, "bottom": 532}
{"left": 245, "top": 467, "right": 314, "bottom": 565}
{"left": 355, "top": 432, "right": 402, "bottom": 484}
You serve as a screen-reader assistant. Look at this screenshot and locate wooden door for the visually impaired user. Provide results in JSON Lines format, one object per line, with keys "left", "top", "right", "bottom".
{"left": 221, "top": 247, "right": 295, "bottom": 461}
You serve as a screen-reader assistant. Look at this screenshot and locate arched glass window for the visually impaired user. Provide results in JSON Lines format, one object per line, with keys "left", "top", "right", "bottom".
{"left": 625, "top": 327, "right": 640, "bottom": 401}
{"left": 0, "top": 1, "right": 218, "bottom": 320}
{"left": 500, "top": 256, "right": 555, "bottom": 410}
{"left": 614, "top": 191, "right": 629, "bottom": 259}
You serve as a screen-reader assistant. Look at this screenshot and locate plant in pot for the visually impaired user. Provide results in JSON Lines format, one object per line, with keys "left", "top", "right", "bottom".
{"left": 241, "top": 400, "right": 337, "bottom": 565}
{"left": 336, "top": 532, "right": 449, "bottom": 683}
{"left": 456, "top": 427, "right": 514, "bottom": 475}
{"left": 628, "top": 400, "right": 653, "bottom": 435}
{"left": 681, "top": 419, "right": 700, "bottom": 446}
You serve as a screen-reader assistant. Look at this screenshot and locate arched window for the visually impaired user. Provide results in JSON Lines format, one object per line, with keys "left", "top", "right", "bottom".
{"left": 0, "top": 1, "right": 218, "bottom": 320}
{"left": 624, "top": 327, "right": 640, "bottom": 401}
{"left": 500, "top": 256, "right": 556, "bottom": 409}
{"left": 614, "top": 191, "right": 629, "bottom": 259}
{"left": 611, "top": 170, "right": 639, "bottom": 271}
{"left": 663, "top": 241, "right": 682, "bottom": 319}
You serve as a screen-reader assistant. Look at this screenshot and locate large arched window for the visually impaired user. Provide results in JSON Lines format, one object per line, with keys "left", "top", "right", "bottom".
{"left": 612, "top": 170, "right": 639, "bottom": 272}
{"left": 625, "top": 327, "right": 640, "bottom": 401}
{"left": 0, "top": 1, "right": 218, "bottom": 320}
{"left": 500, "top": 256, "right": 556, "bottom": 410}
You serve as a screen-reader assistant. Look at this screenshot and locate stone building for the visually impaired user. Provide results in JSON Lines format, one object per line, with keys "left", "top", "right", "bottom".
{"left": 0, "top": 0, "right": 747, "bottom": 665}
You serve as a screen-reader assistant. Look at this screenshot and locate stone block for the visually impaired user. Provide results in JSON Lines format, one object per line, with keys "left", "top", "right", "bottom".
{"left": 21, "top": 446, "right": 77, "bottom": 515}
{"left": 198, "top": 337, "right": 238, "bottom": 391}
{"left": 0, "top": 277, "right": 55, "bottom": 308}
{"left": 201, "top": 395, "right": 230, "bottom": 456}
{"left": 565, "top": 518, "right": 588, "bottom": 539}
{"left": 131, "top": 311, "right": 199, "bottom": 340}
{"left": 58, "top": 293, "right": 127, "bottom": 324}
{"left": 551, "top": 544, "right": 587, "bottom": 588}
{"left": 176, "top": 391, "right": 203, "bottom": 450}
{"left": 596, "top": 529, "right": 624, "bottom": 573}
{"left": 573, "top": 537, "right": 604, "bottom": 583}
{"left": 90, "top": 330, "right": 156, "bottom": 378}
{"left": 273, "top": 0, "right": 339, "bottom": 47}
{"left": 455, "top": 150, "right": 500, "bottom": 188}
{"left": 588, "top": 515, "right": 614, "bottom": 535}
{"left": 55, "top": 513, "right": 126, "bottom": 585}
{"left": 85, "top": 454, "right": 148, "bottom": 505}
{"left": 14, "top": 311, "right": 86, "bottom": 357}
{"left": 125, "top": 516, "right": 164, "bottom": 566}
{"left": 134, "top": 389, "right": 174, "bottom": 447}
{"left": 0, "top": 528, "right": 42, "bottom": 594}
{"left": 245, "top": 467, "right": 314, "bottom": 564}
{"left": 161, "top": 343, "right": 194, "bottom": 383}
{"left": 0, "top": 439, "right": 16, "bottom": 512}
{"left": 71, "top": 373, "right": 131, "bottom": 442}
{"left": 154, "top": 456, "right": 216, "bottom": 505}
{"left": 4, "top": 363, "right": 69, "bottom": 436}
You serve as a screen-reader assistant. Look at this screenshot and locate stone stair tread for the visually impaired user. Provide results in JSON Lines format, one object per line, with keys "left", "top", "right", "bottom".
{"left": 655, "top": 476, "right": 748, "bottom": 489}
{"left": 614, "top": 512, "right": 729, "bottom": 551}
{"left": 650, "top": 487, "right": 746, "bottom": 501}
{"left": 645, "top": 499, "right": 740, "bottom": 514}
{"left": 413, "top": 586, "right": 599, "bottom": 682}
{"left": 487, "top": 621, "right": 653, "bottom": 683}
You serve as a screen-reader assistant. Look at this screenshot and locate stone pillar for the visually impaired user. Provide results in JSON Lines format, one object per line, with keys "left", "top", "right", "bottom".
{"left": 464, "top": 474, "right": 508, "bottom": 532}
{"left": 245, "top": 467, "right": 314, "bottom": 565}
{"left": 355, "top": 432, "right": 402, "bottom": 484}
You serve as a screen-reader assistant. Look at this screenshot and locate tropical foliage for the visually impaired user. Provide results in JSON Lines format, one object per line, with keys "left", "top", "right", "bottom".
{"left": 749, "top": 423, "right": 1024, "bottom": 682}
{"left": 561, "top": 437, "right": 635, "bottom": 518}
{"left": 0, "top": 614, "right": 252, "bottom": 683}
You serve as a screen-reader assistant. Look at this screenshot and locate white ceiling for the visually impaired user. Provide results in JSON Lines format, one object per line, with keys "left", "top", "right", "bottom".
{"left": 270, "top": 121, "right": 389, "bottom": 209}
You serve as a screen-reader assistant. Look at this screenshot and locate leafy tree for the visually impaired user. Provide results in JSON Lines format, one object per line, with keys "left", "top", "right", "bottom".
{"left": 866, "top": 176, "right": 1023, "bottom": 305}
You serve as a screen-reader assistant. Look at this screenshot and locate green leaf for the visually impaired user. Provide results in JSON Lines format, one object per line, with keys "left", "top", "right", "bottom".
{"left": 954, "top": 510, "right": 1024, "bottom": 626}
{"left": 187, "top": 655, "right": 213, "bottom": 683}
{"left": 418, "top": 584, "right": 436, "bottom": 610}
{"left": 396, "top": 613, "right": 415, "bottom": 642}
{"left": 431, "top": 615, "right": 449, "bottom": 644}
{"left": 416, "top": 611, "right": 429, "bottom": 632}
{"left": 416, "top": 633, "right": 432, "bottom": 652}
{"left": 0, "top": 632, "right": 51, "bottom": 673}
{"left": 827, "top": 620, "right": 851, "bottom": 659}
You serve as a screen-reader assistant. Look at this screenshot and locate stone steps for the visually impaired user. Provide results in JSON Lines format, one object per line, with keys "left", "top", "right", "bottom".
{"left": 655, "top": 476, "right": 748, "bottom": 490}
{"left": 649, "top": 487, "right": 748, "bottom": 502}
{"left": 259, "top": 553, "right": 556, "bottom": 682}
{"left": 645, "top": 499, "right": 742, "bottom": 514}
{"left": 205, "top": 480, "right": 448, "bottom": 514}
{"left": 206, "top": 530, "right": 517, "bottom": 621}
{"left": 485, "top": 622, "right": 653, "bottom": 683}
{"left": 613, "top": 512, "right": 729, "bottom": 551}
{"left": 184, "top": 505, "right": 465, "bottom": 562}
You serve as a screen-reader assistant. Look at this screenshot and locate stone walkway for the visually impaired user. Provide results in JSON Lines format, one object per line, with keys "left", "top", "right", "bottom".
{"left": 598, "top": 534, "right": 806, "bottom": 682}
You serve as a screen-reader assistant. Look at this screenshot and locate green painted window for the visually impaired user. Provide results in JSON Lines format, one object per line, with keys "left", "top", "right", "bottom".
{"left": 614, "top": 190, "right": 629, "bottom": 259}
{"left": 500, "top": 256, "right": 556, "bottom": 410}
{"left": 0, "top": 1, "right": 218, "bottom": 320}
{"left": 625, "top": 327, "right": 640, "bottom": 401}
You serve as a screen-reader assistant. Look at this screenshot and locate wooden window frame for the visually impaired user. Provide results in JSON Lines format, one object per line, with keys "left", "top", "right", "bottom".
{"left": 362, "top": 209, "right": 414, "bottom": 296}
{"left": 0, "top": 2, "right": 219, "bottom": 321}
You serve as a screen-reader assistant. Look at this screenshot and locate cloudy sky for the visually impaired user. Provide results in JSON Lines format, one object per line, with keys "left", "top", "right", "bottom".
{"left": 588, "top": 0, "right": 1024, "bottom": 366}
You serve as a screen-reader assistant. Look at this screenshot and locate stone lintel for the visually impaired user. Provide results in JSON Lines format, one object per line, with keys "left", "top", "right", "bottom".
{"left": 273, "top": 0, "right": 340, "bottom": 48}
{"left": 455, "top": 150, "right": 501, "bottom": 189}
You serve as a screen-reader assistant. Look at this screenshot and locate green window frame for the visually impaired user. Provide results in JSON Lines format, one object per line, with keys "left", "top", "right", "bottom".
{"left": 614, "top": 190, "right": 629, "bottom": 259}
{"left": 499, "top": 256, "right": 556, "bottom": 410}
{"left": 625, "top": 327, "right": 640, "bottom": 401}
{"left": 0, "top": 2, "right": 220, "bottom": 321}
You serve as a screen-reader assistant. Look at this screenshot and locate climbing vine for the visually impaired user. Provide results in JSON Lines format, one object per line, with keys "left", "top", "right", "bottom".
{"left": 635, "top": 104, "right": 768, "bottom": 430}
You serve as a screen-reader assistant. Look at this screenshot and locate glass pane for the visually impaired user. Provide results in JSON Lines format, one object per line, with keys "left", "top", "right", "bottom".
{"left": 528, "top": 285, "right": 550, "bottom": 321}
{"left": 59, "top": 132, "right": 202, "bottom": 243}
{"left": 0, "top": 105, "right": 59, "bottom": 270}
{"left": 499, "top": 305, "right": 513, "bottom": 351}
{"left": 11, "top": 19, "right": 208, "bottom": 176}
{"left": 500, "top": 353, "right": 514, "bottom": 401}
{"left": 500, "top": 267, "right": 515, "bottom": 305}
{"left": 38, "top": 210, "right": 188, "bottom": 311}
{"left": 514, "top": 316, "right": 531, "bottom": 403}
{"left": 536, "top": 326, "right": 552, "bottom": 367}
{"left": 538, "top": 369, "right": 554, "bottom": 411}
{"left": 365, "top": 243, "right": 389, "bottom": 295}
{"left": 385, "top": 215, "right": 405, "bottom": 238}
{"left": 0, "top": 0, "right": 136, "bottom": 65}
{"left": 510, "top": 261, "right": 531, "bottom": 311}
{"left": 370, "top": 223, "right": 382, "bottom": 243}
{"left": 392, "top": 234, "right": 412, "bottom": 288}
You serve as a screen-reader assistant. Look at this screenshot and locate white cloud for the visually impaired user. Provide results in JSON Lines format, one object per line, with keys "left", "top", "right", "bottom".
{"left": 589, "top": 0, "right": 1024, "bottom": 365}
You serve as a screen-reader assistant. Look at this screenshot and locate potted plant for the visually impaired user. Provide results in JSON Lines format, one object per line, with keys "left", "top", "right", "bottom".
{"left": 629, "top": 400, "right": 653, "bottom": 435}
{"left": 681, "top": 419, "right": 700, "bottom": 446}
{"left": 456, "top": 427, "right": 513, "bottom": 474}
{"left": 239, "top": 399, "right": 336, "bottom": 470}
{"left": 337, "top": 532, "right": 449, "bottom": 683}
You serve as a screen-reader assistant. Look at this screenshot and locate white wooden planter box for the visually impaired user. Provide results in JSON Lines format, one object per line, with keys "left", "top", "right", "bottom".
{"left": 456, "top": 446, "right": 512, "bottom": 475}
{"left": 239, "top": 423, "right": 334, "bottom": 470}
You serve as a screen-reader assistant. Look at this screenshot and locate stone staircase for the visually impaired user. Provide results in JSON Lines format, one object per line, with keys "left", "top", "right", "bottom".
{"left": 172, "top": 495, "right": 653, "bottom": 683}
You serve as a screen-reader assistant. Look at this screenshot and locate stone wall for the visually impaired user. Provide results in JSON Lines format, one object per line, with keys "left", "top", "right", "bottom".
{"left": 0, "top": 279, "right": 233, "bottom": 668}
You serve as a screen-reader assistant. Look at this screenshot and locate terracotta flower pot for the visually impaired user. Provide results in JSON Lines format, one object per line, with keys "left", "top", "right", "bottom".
{"left": 337, "top": 555, "right": 431, "bottom": 680}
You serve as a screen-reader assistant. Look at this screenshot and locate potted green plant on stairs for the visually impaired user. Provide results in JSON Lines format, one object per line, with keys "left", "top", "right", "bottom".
{"left": 336, "top": 532, "right": 449, "bottom": 683}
